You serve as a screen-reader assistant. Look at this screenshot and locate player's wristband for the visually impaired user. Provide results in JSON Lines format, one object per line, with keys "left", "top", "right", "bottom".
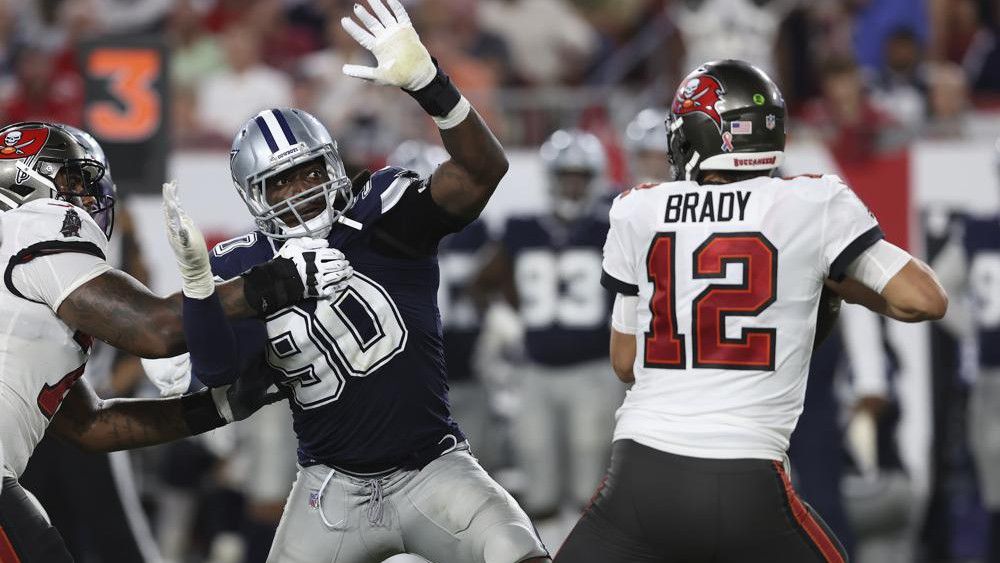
{"left": 241, "top": 257, "right": 304, "bottom": 317}
{"left": 180, "top": 389, "right": 226, "bottom": 435}
{"left": 432, "top": 97, "right": 471, "bottom": 130}
{"left": 404, "top": 59, "right": 462, "bottom": 119}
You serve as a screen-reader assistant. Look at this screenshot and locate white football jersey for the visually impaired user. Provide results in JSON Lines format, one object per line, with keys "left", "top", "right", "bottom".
{"left": 603, "top": 174, "right": 880, "bottom": 461}
{"left": 0, "top": 199, "right": 111, "bottom": 478}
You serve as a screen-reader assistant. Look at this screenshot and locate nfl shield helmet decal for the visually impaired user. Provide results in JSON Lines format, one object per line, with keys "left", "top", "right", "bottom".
{"left": 765, "top": 114, "right": 776, "bottom": 130}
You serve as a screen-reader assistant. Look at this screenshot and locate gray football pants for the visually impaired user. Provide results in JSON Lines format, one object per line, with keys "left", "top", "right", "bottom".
{"left": 267, "top": 446, "right": 548, "bottom": 563}
{"left": 511, "top": 360, "right": 623, "bottom": 515}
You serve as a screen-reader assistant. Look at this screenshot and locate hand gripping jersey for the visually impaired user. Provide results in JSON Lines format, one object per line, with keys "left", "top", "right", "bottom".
{"left": 503, "top": 203, "right": 613, "bottom": 366}
{"left": 961, "top": 215, "right": 1000, "bottom": 369}
{"left": 0, "top": 199, "right": 111, "bottom": 477}
{"left": 210, "top": 168, "right": 467, "bottom": 471}
{"left": 602, "top": 175, "right": 881, "bottom": 460}
{"left": 438, "top": 220, "right": 488, "bottom": 382}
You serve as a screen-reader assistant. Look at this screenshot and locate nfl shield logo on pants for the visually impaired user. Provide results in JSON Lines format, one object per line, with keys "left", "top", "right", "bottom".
{"left": 308, "top": 490, "right": 320, "bottom": 509}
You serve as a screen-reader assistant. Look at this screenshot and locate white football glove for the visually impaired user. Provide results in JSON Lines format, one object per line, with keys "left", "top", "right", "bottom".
{"left": 163, "top": 182, "right": 214, "bottom": 299}
{"left": 341, "top": 0, "right": 436, "bottom": 90}
{"left": 141, "top": 353, "right": 192, "bottom": 397}
{"left": 277, "top": 237, "right": 354, "bottom": 298}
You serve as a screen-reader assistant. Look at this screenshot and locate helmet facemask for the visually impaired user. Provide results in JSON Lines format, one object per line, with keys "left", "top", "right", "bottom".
{"left": 26, "top": 155, "right": 116, "bottom": 238}
{"left": 550, "top": 168, "right": 600, "bottom": 222}
{"left": 540, "top": 129, "right": 607, "bottom": 222}
{"left": 666, "top": 119, "right": 694, "bottom": 181}
{"left": 239, "top": 143, "right": 354, "bottom": 240}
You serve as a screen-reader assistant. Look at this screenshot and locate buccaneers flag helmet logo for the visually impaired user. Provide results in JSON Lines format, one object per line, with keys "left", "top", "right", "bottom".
{"left": 671, "top": 75, "right": 725, "bottom": 132}
{"left": 0, "top": 128, "right": 48, "bottom": 159}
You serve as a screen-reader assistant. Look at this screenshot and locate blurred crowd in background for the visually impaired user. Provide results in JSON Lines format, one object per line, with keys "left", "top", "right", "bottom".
{"left": 3, "top": 0, "right": 1000, "bottom": 165}
{"left": 3, "top": 1, "right": 1000, "bottom": 563}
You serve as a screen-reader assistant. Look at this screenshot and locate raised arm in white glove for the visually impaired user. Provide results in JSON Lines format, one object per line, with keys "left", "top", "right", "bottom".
{"left": 163, "top": 181, "right": 214, "bottom": 299}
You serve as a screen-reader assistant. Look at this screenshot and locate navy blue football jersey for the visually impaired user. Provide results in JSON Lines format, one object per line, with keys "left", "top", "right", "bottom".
{"left": 209, "top": 167, "right": 468, "bottom": 470}
{"left": 961, "top": 215, "right": 1000, "bottom": 368}
{"left": 502, "top": 202, "right": 612, "bottom": 366}
{"left": 438, "top": 220, "right": 488, "bottom": 382}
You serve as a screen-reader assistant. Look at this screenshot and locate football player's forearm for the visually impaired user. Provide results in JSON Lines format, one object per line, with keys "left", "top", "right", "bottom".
{"left": 431, "top": 110, "right": 510, "bottom": 220}
{"left": 63, "top": 398, "right": 192, "bottom": 452}
{"left": 213, "top": 277, "right": 258, "bottom": 319}
{"left": 610, "top": 329, "right": 636, "bottom": 383}
{"left": 826, "top": 261, "right": 948, "bottom": 322}
{"left": 59, "top": 270, "right": 187, "bottom": 358}
{"left": 879, "top": 260, "right": 948, "bottom": 321}
{"left": 182, "top": 293, "right": 240, "bottom": 387}
{"left": 50, "top": 381, "right": 191, "bottom": 452}
{"left": 825, "top": 278, "right": 894, "bottom": 318}
{"left": 443, "top": 110, "right": 508, "bottom": 198}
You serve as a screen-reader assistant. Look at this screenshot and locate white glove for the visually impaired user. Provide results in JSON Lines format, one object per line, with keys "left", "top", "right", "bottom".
{"left": 163, "top": 182, "right": 214, "bottom": 299}
{"left": 277, "top": 237, "right": 354, "bottom": 298}
{"left": 141, "top": 353, "right": 192, "bottom": 397}
{"left": 341, "top": 0, "right": 436, "bottom": 90}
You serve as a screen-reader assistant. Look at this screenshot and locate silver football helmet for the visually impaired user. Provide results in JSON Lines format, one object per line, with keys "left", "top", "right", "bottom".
{"left": 386, "top": 140, "right": 449, "bottom": 179}
{"left": 539, "top": 129, "right": 606, "bottom": 221}
{"left": 230, "top": 108, "right": 354, "bottom": 239}
{"left": 624, "top": 107, "right": 668, "bottom": 154}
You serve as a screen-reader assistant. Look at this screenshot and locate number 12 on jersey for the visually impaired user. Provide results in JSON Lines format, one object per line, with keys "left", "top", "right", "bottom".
{"left": 644, "top": 232, "right": 777, "bottom": 371}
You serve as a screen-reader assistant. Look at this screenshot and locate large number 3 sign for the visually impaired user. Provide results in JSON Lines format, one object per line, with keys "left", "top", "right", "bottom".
{"left": 81, "top": 39, "right": 168, "bottom": 194}
{"left": 85, "top": 47, "right": 162, "bottom": 142}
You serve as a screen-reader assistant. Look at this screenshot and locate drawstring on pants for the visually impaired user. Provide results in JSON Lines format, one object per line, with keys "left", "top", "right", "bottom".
{"left": 366, "top": 478, "right": 385, "bottom": 526}
{"left": 316, "top": 468, "right": 346, "bottom": 530}
{"left": 315, "top": 467, "right": 388, "bottom": 528}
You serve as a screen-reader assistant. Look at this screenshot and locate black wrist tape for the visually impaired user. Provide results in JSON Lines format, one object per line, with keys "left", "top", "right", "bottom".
{"left": 241, "top": 257, "right": 303, "bottom": 317}
{"left": 404, "top": 59, "right": 461, "bottom": 118}
{"left": 180, "top": 389, "right": 225, "bottom": 435}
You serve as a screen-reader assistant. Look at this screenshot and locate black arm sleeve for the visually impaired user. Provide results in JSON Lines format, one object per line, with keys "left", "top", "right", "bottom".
{"left": 372, "top": 176, "right": 472, "bottom": 259}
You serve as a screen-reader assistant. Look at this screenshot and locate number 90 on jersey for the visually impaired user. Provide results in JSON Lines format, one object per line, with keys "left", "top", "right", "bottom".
{"left": 265, "top": 273, "right": 408, "bottom": 409}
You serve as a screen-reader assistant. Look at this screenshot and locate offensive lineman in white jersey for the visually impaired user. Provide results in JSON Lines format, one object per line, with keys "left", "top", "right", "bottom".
{"left": 0, "top": 121, "right": 348, "bottom": 562}
{"left": 554, "top": 60, "right": 947, "bottom": 563}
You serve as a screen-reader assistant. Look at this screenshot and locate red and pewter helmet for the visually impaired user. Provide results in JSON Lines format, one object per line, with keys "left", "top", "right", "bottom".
{"left": 0, "top": 122, "right": 115, "bottom": 238}
{"left": 667, "top": 59, "right": 786, "bottom": 182}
